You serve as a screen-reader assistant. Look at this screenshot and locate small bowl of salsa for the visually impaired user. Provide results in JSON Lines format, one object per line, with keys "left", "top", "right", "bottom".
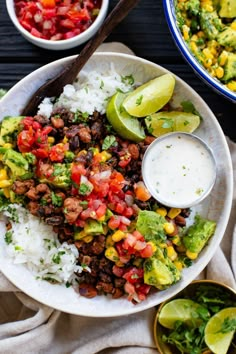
{"left": 142, "top": 132, "right": 217, "bottom": 209}
{"left": 6, "top": 0, "right": 109, "bottom": 50}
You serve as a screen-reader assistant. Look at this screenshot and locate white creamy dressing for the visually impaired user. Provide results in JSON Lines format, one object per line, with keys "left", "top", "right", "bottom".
{"left": 142, "top": 133, "right": 216, "bottom": 208}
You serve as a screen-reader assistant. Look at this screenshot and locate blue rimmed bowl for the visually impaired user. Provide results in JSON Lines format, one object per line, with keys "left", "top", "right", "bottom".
{"left": 163, "top": 0, "right": 236, "bottom": 103}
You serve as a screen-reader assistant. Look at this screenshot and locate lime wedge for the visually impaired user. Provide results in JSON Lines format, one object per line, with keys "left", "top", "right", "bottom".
{"left": 145, "top": 111, "right": 201, "bottom": 137}
{"left": 122, "top": 73, "right": 175, "bottom": 117}
{"left": 158, "top": 299, "right": 205, "bottom": 329}
{"left": 205, "top": 307, "right": 236, "bottom": 354}
{"left": 106, "top": 91, "right": 146, "bottom": 142}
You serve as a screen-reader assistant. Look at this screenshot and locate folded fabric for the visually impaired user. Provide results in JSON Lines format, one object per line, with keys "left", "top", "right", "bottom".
{"left": 0, "top": 43, "right": 235, "bottom": 354}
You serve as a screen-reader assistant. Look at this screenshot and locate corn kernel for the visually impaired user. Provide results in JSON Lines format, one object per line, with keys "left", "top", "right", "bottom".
{"left": 106, "top": 235, "right": 115, "bottom": 248}
{"left": 167, "top": 246, "right": 178, "bottom": 261}
{"left": 203, "top": 58, "right": 213, "bottom": 68}
{"left": 215, "top": 67, "right": 224, "bottom": 79}
{"left": 0, "top": 169, "right": 8, "bottom": 181}
{"left": 62, "top": 136, "right": 68, "bottom": 144}
{"left": 164, "top": 222, "right": 175, "bottom": 235}
{"left": 3, "top": 143, "right": 13, "bottom": 149}
{"left": 0, "top": 180, "right": 12, "bottom": 188}
{"left": 218, "top": 51, "right": 228, "bottom": 66}
{"left": 227, "top": 81, "right": 236, "bottom": 92}
{"left": 47, "top": 136, "right": 55, "bottom": 144}
{"left": 112, "top": 230, "right": 126, "bottom": 242}
{"left": 186, "top": 250, "right": 198, "bottom": 259}
{"left": 183, "top": 25, "right": 190, "bottom": 40}
{"left": 147, "top": 241, "right": 157, "bottom": 252}
{"left": 191, "top": 34, "right": 198, "bottom": 42}
{"left": 204, "top": 4, "right": 213, "bottom": 12}
{"left": 156, "top": 207, "right": 167, "bottom": 217}
{"left": 167, "top": 208, "right": 181, "bottom": 219}
{"left": 172, "top": 235, "right": 181, "bottom": 246}
{"left": 230, "top": 22, "right": 236, "bottom": 30}
{"left": 174, "top": 260, "right": 183, "bottom": 271}
{"left": 100, "top": 151, "right": 112, "bottom": 162}
{"left": 3, "top": 187, "right": 10, "bottom": 198}
{"left": 83, "top": 235, "right": 94, "bottom": 243}
{"left": 190, "top": 41, "right": 198, "bottom": 53}
{"left": 203, "top": 48, "right": 213, "bottom": 60}
{"left": 105, "top": 247, "right": 119, "bottom": 262}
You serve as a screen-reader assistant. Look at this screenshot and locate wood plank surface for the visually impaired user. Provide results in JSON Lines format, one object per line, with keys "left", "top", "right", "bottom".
{"left": 0, "top": 0, "right": 235, "bottom": 141}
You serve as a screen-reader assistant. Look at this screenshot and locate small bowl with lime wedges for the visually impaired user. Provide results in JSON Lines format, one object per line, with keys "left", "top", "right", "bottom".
{"left": 154, "top": 280, "right": 236, "bottom": 354}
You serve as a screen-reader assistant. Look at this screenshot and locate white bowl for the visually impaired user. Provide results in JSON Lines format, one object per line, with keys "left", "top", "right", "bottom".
{"left": 163, "top": 0, "right": 236, "bottom": 103}
{"left": 0, "top": 52, "right": 233, "bottom": 317}
{"left": 6, "top": 0, "right": 109, "bottom": 50}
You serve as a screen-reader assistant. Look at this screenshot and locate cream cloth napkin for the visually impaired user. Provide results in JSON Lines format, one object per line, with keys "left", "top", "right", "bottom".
{"left": 0, "top": 43, "right": 235, "bottom": 354}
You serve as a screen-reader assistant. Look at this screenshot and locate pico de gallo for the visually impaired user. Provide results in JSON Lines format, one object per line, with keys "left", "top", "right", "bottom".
{"left": 14, "top": 0, "right": 102, "bottom": 41}
{"left": 0, "top": 98, "right": 216, "bottom": 304}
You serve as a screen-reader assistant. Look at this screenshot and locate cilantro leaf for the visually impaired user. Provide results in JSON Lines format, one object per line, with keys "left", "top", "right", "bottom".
{"left": 102, "top": 135, "right": 117, "bottom": 150}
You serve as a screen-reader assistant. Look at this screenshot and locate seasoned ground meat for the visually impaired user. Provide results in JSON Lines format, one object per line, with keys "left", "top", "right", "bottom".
{"left": 12, "top": 180, "right": 35, "bottom": 195}
{"left": 63, "top": 197, "right": 82, "bottom": 224}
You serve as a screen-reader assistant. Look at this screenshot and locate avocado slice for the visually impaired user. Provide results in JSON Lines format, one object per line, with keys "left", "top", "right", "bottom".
{"left": 217, "top": 27, "right": 236, "bottom": 49}
{"left": 0, "top": 116, "right": 23, "bottom": 137}
{"left": 3, "top": 149, "right": 29, "bottom": 177}
{"left": 84, "top": 219, "right": 105, "bottom": 235}
{"left": 222, "top": 52, "right": 236, "bottom": 81}
{"left": 219, "top": 0, "right": 236, "bottom": 18}
{"left": 144, "top": 257, "right": 180, "bottom": 290}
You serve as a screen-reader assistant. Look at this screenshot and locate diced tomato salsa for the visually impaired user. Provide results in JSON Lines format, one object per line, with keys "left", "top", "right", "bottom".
{"left": 14, "top": 0, "right": 102, "bottom": 41}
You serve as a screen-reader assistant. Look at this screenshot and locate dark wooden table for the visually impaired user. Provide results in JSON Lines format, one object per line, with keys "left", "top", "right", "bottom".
{"left": 0, "top": 0, "right": 235, "bottom": 141}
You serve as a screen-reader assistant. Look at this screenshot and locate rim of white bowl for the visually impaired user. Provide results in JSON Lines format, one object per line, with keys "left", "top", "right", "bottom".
{"left": 162, "top": 0, "right": 236, "bottom": 103}
{"left": 6, "top": 0, "right": 109, "bottom": 48}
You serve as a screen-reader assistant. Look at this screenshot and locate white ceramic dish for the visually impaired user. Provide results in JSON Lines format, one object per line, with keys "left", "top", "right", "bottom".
{"left": 0, "top": 52, "right": 233, "bottom": 317}
{"left": 6, "top": 0, "right": 109, "bottom": 50}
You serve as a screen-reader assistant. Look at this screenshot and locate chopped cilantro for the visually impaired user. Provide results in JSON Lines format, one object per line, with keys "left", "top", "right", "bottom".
{"left": 102, "top": 135, "right": 117, "bottom": 150}
{"left": 4, "top": 230, "right": 12, "bottom": 244}
{"left": 51, "top": 191, "right": 63, "bottom": 207}
{"left": 121, "top": 74, "right": 135, "bottom": 85}
{"left": 79, "top": 183, "right": 92, "bottom": 195}
{"left": 136, "top": 95, "right": 143, "bottom": 106}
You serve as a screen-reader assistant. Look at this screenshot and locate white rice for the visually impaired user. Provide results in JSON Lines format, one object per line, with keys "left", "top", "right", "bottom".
{"left": 2, "top": 204, "right": 86, "bottom": 284}
{"left": 37, "top": 63, "right": 135, "bottom": 118}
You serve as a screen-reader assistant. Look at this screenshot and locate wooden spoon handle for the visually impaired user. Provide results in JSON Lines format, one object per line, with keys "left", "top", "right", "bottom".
{"left": 21, "top": 0, "right": 141, "bottom": 116}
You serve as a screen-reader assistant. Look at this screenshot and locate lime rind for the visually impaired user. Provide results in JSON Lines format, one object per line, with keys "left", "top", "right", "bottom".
{"left": 122, "top": 73, "right": 175, "bottom": 117}
{"left": 158, "top": 299, "right": 204, "bottom": 329}
{"left": 205, "top": 307, "right": 236, "bottom": 354}
{"left": 106, "top": 92, "right": 146, "bottom": 142}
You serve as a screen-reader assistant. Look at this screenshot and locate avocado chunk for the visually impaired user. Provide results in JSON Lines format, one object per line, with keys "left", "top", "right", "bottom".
{"left": 144, "top": 256, "right": 180, "bottom": 290}
{"left": 222, "top": 52, "right": 236, "bottom": 81}
{"left": 183, "top": 214, "right": 216, "bottom": 254}
{"left": 199, "top": 10, "right": 223, "bottom": 39}
{"left": 0, "top": 116, "right": 24, "bottom": 146}
{"left": 219, "top": 0, "right": 236, "bottom": 18}
{"left": 39, "top": 163, "right": 71, "bottom": 188}
{"left": 3, "top": 149, "right": 29, "bottom": 177}
{"left": 185, "top": 0, "right": 200, "bottom": 16}
{"left": 84, "top": 219, "right": 105, "bottom": 235}
{"left": 217, "top": 27, "right": 236, "bottom": 49}
{"left": 136, "top": 210, "right": 166, "bottom": 244}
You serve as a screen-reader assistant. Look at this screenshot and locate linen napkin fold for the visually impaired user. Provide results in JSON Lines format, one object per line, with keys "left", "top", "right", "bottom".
{"left": 0, "top": 43, "right": 235, "bottom": 354}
